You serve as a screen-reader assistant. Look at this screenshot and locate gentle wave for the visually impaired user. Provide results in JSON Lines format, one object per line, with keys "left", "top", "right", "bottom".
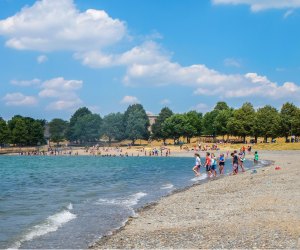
{"left": 10, "top": 208, "right": 76, "bottom": 249}
{"left": 160, "top": 183, "right": 174, "bottom": 189}
{"left": 190, "top": 173, "right": 208, "bottom": 182}
{"left": 96, "top": 192, "right": 147, "bottom": 207}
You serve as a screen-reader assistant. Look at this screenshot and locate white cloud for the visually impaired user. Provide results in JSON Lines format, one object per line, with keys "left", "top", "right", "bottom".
{"left": 284, "top": 9, "right": 294, "bottom": 18}
{"left": 10, "top": 78, "right": 41, "bottom": 86}
{"left": 212, "top": 0, "right": 300, "bottom": 12}
{"left": 37, "top": 55, "right": 48, "bottom": 64}
{"left": 224, "top": 58, "right": 241, "bottom": 68}
{"left": 39, "top": 77, "right": 83, "bottom": 110}
{"left": 160, "top": 99, "right": 171, "bottom": 105}
{"left": 120, "top": 95, "right": 140, "bottom": 105}
{"left": 0, "top": 0, "right": 126, "bottom": 52}
{"left": 191, "top": 103, "right": 211, "bottom": 113}
{"left": 46, "top": 99, "right": 82, "bottom": 111}
{"left": 76, "top": 40, "right": 300, "bottom": 101}
{"left": 3, "top": 92, "right": 38, "bottom": 106}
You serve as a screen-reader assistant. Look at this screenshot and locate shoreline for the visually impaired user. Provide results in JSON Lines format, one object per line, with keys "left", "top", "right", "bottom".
{"left": 91, "top": 150, "right": 300, "bottom": 249}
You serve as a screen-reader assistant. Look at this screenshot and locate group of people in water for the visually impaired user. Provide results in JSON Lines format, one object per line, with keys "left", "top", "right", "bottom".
{"left": 192, "top": 148, "right": 259, "bottom": 177}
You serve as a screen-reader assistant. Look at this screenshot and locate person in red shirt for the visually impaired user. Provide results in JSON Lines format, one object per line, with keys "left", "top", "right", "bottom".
{"left": 205, "top": 152, "right": 212, "bottom": 177}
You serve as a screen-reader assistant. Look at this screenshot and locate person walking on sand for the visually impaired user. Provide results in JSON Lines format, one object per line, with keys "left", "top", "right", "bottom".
{"left": 211, "top": 153, "right": 217, "bottom": 177}
{"left": 205, "top": 152, "right": 212, "bottom": 177}
{"left": 219, "top": 153, "right": 225, "bottom": 174}
{"left": 238, "top": 149, "right": 246, "bottom": 172}
{"left": 231, "top": 151, "right": 239, "bottom": 175}
{"left": 254, "top": 151, "right": 259, "bottom": 164}
{"left": 192, "top": 153, "right": 202, "bottom": 176}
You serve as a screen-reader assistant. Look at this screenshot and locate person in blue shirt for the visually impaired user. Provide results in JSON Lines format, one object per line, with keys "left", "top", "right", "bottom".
{"left": 219, "top": 153, "right": 225, "bottom": 174}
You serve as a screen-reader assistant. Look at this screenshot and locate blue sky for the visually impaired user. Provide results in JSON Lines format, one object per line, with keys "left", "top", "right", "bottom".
{"left": 0, "top": 0, "right": 299, "bottom": 120}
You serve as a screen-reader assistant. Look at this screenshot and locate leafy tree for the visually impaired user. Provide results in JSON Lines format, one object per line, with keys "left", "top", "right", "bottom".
{"left": 214, "top": 109, "right": 233, "bottom": 140}
{"left": 9, "top": 117, "right": 28, "bottom": 146}
{"left": 73, "top": 114, "right": 102, "bottom": 143}
{"left": 0, "top": 118, "right": 10, "bottom": 145}
{"left": 227, "top": 102, "right": 255, "bottom": 142}
{"left": 49, "top": 119, "right": 69, "bottom": 144}
{"left": 124, "top": 104, "right": 150, "bottom": 144}
{"left": 102, "top": 113, "right": 125, "bottom": 145}
{"left": 67, "top": 107, "right": 92, "bottom": 141}
{"left": 162, "top": 114, "right": 196, "bottom": 144}
{"left": 184, "top": 111, "right": 203, "bottom": 142}
{"left": 214, "top": 101, "right": 230, "bottom": 111}
{"left": 151, "top": 107, "right": 173, "bottom": 144}
{"left": 202, "top": 110, "right": 218, "bottom": 137}
{"left": 279, "top": 102, "right": 299, "bottom": 140}
{"left": 255, "top": 105, "right": 280, "bottom": 142}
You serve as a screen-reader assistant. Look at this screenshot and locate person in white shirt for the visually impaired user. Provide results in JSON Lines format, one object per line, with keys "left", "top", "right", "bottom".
{"left": 192, "top": 153, "right": 202, "bottom": 176}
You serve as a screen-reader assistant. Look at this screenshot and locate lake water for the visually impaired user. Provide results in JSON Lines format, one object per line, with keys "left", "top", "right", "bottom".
{"left": 0, "top": 155, "right": 260, "bottom": 249}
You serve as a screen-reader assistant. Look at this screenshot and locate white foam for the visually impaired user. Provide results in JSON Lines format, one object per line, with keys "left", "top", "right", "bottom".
{"left": 10, "top": 210, "right": 76, "bottom": 249}
{"left": 160, "top": 183, "right": 174, "bottom": 189}
{"left": 97, "top": 192, "right": 147, "bottom": 207}
{"left": 191, "top": 173, "right": 208, "bottom": 182}
{"left": 67, "top": 203, "right": 73, "bottom": 210}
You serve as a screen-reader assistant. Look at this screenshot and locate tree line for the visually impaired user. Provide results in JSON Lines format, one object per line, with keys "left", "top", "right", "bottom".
{"left": 1, "top": 102, "right": 300, "bottom": 147}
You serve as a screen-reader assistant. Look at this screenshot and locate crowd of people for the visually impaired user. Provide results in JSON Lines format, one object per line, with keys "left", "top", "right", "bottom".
{"left": 192, "top": 148, "right": 259, "bottom": 177}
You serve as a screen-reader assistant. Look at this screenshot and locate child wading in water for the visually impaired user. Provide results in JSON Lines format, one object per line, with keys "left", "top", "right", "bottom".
{"left": 192, "top": 153, "right": 202, "bottom": 176}
{"left": 205, "top": 152, "right": 212, "bottom": 177}
{"left": 219, "top": 153, "right": 225, "bottom": 174}
{"left": 254, "top": 151, "right": 259, "bottom": 164}
{"left": 211, "top": 153, "right": 217, "bottom": 177}
{"left": 231, "top": 151, "right": 239, "bottom": 175}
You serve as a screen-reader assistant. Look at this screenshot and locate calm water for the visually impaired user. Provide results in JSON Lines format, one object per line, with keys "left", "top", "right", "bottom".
{"left": 0, "top": 155, "right": 258, "bottom": 249}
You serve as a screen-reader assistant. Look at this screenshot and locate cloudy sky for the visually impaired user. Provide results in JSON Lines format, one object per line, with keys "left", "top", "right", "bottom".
{"left": 0, "top": 0, "right": 299, "bottom": 120}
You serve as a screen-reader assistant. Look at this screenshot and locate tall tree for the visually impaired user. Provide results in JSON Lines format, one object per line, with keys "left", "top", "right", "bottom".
{"left": 67, "top": 107, "right": 92, "bottom": 141}
{"left": 279, "top": 102, "right": 299, "bottom": 140}
{"left": 73, "top": 114, "right": 102, "bottom": 143}
{"left": 49, "top": 118, "right": 69, "bottom": 145}
{"left": 9, "top": 117, "right": 28, "bottom": 146}
{"left": 255, "top": 105, "right": 280, "bottom": 142}
{"left": 0, "top": 118, "right": 10, "bottom": 145}
{"left": 184, "top": 111, "right": 203, "bottom": 142}
{"left": 214, "top": 109, "right": 233, "bottom": 140}
{"left": 124, "top": 104, "right": 149, "bottom": 144}
{"left": 227, "top": 102, "right": 255, "bottom": 142}
{"left": 102, "top": 113, "right": 125, "bottom": 145}
{"left": 151, "top": 107, "right": 173, "bottom": 144}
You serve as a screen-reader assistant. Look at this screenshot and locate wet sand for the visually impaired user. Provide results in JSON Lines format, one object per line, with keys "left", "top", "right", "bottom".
{"left": 91, "top": 150, "right": 300, "bottom": 249}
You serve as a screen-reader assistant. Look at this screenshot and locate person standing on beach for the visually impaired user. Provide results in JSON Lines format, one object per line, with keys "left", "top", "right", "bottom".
{"left": 254, "top": 151, "right": 259, "bottom": 164}
{"left": 231, "top": 151, "right": 239, "bottom": 175}
{"left": 219, "top": 153, "right": 225, "bottom": 174}
{"left": 192, "top": 153, "right": 202, "bottom": 176}
{"left": 211, "top": 153, "right": 217, "bottom": 177}
{"left": 238, "top": 149, "right": 246, "bottom": 172}
{"left": 205, "top": 152, "right": 212, "bottom": 177}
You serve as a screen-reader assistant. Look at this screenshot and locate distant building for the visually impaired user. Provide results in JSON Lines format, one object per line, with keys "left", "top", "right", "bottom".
{"left": 147, "top": 113, "right": 158, "bottom": 132}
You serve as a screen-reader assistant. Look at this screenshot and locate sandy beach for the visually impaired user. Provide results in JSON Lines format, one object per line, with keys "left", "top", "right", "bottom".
{"left": 91, "top": 150, "right": 300, "bottom": 249}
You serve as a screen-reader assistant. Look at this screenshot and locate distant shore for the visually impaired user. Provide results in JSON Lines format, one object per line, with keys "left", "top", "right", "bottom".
{"left": 91, "top": 150, "right": 300, "bottom": 249}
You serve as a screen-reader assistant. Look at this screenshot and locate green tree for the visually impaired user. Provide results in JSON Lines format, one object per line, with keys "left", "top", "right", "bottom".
{"left": 227, "top": 102, "right": 255, "bottom": 142}
{"left": 279, "top": 102, "right": 299, "bottom": 140}
{"left": 73, "top": 114, "right": 102, "bottom": 143}
{"left": 214, "top": 109, "right": 233, "bottom": 140}
{"left": 151, "top": 107, "right": 173, "bottom": 144}
{"left": 255, "top": 105, "right": 280, "bottom": 142}
{"left": 102, "top": 113, "right": 125, "bottom": 145}
{"left": 67, "top": 107, "right": 92, "bottom": 141}
{"left": 49, "top": 118, "right": 69, "bottom": 145}
{"left": 162, "top": 114, "right": 196, "bottom": 144}
{"left": 0, "top": 117, "right": 10, "bottom": 145}
{"left": 124, "top": 104, "right": 150, "bottom": 144}
{"left": 184, "top": 111, "right": 203, "bottom": 142}
{"left": 8, "top": 117, "right": 28, "bottom": 146}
